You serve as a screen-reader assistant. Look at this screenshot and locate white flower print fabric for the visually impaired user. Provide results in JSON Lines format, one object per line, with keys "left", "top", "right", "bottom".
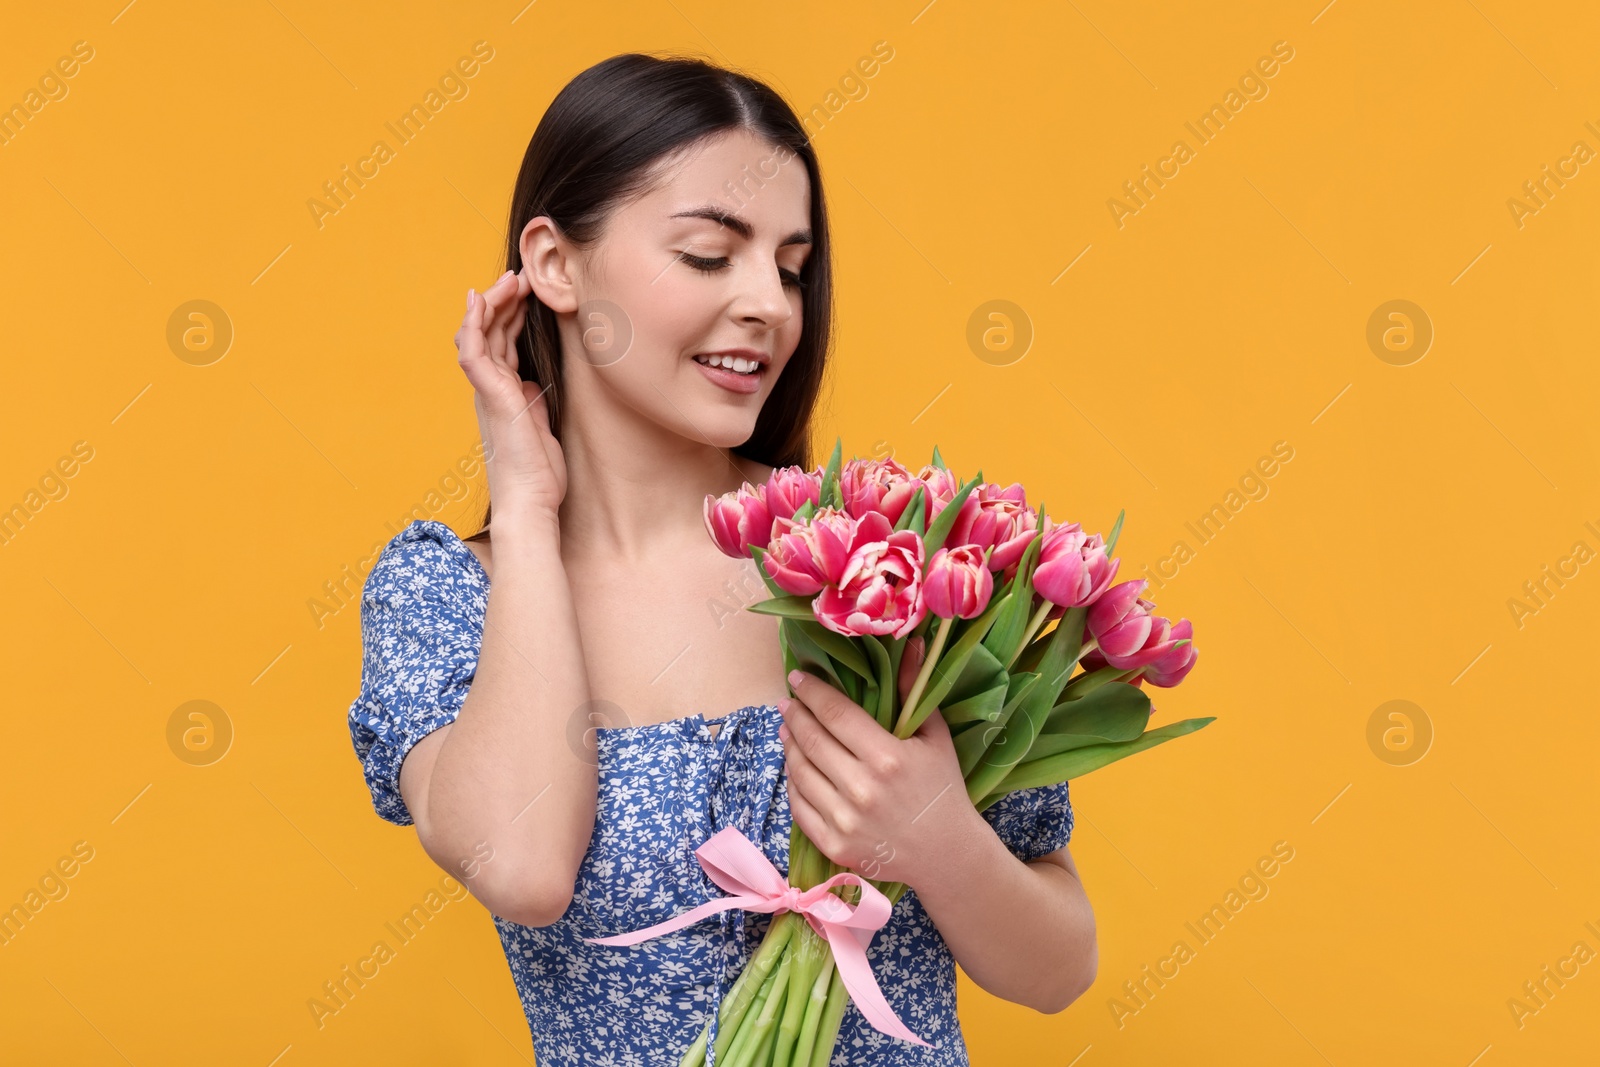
{"left": 348, "top": 520, "right": 1075, "bottom": 1066}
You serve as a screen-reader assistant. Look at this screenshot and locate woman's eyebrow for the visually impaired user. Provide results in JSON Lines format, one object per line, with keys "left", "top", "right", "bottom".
{"left": 669, "top": 205, "right": 812, "bottom": 247}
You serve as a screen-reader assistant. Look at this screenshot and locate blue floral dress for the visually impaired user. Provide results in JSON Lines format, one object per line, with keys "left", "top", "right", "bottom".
{"left": 348, "top": 519, "right": 1076, "bottom": 1066}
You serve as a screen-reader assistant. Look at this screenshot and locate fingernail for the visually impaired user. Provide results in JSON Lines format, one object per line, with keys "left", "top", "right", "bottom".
{"left": 788, "top": 669, "right": 804, "bottom": 688}
{"left": 467, "top": 288, "right": 475, "bottom": 311}
{"left": 777, "top": 697, "right": 790, "bottom": 715}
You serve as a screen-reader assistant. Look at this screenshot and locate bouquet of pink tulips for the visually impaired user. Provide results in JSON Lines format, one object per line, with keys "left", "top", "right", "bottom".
{"left": 673, "top": 440, "right": 1212, "bottom": 1066}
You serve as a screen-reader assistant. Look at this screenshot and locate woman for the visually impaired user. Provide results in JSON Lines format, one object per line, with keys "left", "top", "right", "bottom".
{"left": 348, "top": 52, "right": 1096, "bottom": 1065}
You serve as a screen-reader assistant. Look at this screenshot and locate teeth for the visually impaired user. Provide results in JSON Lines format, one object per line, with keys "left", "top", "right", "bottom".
{"left": 695, "top": 353, "right": 760, "bottom": 374}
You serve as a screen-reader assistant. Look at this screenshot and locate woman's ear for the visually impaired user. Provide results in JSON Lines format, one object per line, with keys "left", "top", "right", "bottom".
{"left": 519, "top": 215, "right": 579, "bottom": 314}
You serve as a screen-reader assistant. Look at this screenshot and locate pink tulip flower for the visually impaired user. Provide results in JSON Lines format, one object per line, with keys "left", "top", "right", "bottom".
{"left": 760, "top": 465, "right": 822, "bottom": 523}
{"left": 944, "top": 482, "right": 1038, "bottom": 572}
{"left": 923, "top": 544, "right": 994, "bottom": 619}
{"left": 814, "top": 512, "right": 927, "bottom": 638}
{"left": 840, "top": 457, "right": 920, "bottom": 525}
{"left": 762, "top": 507, "right": 859, "bottom": 596}
{"left": 1033, "top": 522, "right": 1119, "bottom": 608}
{"left": 913, "top": 465, "right": 960, "bottom": 520}
{"left": 1079, "top": 611, "right": 1197, "bottom": 690}
{"left": 1141, "top": 618, "right": 1198, "bottom": 687}
{"left": 1085, "top": 580, "right": 1175, "bottom": 672}
{"left": 1102, "top": 614, "right": 1181, "bottom": 674}
{"left": 704, "top": 483, "right": 773, "bottom": 558}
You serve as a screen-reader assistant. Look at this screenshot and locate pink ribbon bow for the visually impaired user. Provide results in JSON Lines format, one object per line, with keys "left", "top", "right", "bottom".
{"left": 583, "top": 825, "right": 934, "bottom": 1048}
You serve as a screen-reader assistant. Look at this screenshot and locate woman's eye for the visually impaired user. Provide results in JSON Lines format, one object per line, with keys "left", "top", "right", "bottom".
{"left": 679, "top": 253, "right": 727, "bottom": 274}
{"left": 675, "top": 252, "right": 726, "bottom": 273}
{"left": 679, "top": 252, "right": 808, "bottom": 292}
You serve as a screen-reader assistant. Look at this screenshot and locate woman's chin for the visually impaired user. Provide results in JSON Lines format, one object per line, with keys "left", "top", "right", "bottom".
{"left": 667, "top": 400, "right": 762, "bottom": 449}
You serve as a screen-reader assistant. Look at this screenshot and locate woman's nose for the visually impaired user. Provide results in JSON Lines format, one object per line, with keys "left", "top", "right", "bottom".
{"left": 734, "top": 263, "right": 795, "bottom": 327}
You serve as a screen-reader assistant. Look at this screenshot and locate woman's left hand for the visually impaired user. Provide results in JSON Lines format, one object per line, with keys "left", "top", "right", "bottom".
{"left": 778, "top": 637, "right": 978, "bottom": 889}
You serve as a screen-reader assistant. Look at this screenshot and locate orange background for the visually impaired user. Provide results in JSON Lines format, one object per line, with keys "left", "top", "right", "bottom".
{"left": 3, "top": 1, "right": 1598, "bottom": 1063}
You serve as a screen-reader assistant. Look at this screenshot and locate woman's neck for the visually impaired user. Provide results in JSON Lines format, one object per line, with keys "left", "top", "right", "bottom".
{"left": 555, "top": 416, "right": 757, "bottom": 565}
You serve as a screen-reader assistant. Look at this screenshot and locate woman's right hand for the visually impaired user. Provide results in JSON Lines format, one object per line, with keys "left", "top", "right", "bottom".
{"left": 454, "top": 270, "right": 567, "bottom": 527}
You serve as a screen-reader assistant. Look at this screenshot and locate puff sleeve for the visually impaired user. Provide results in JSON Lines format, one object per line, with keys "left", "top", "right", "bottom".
{"left": 346, "top": 520, "right": 488, "bottom": 827}
{"left": 979, "top": 779, "right": 1075, "bottom": 863}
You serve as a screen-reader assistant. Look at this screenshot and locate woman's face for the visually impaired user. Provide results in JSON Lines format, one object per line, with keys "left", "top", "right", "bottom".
{"left": 523, "top": 128, "right": 813, "bottom": 451}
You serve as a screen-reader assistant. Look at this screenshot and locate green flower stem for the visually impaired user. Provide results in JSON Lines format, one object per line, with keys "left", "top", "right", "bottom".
{"left": 965, "top": 605, "right": 1088, "bottom": 803}
{"left": 761, "top": 1006, "right": 788, "bottom": 1066}
{"left": 686, "top": 734, "right": 923, "bottom": 1067}
{"left": 808, "top": 966, "right": 851, "bottom": 1067}
{"left": 770, "top": 961, "right": 807, "bottom": 1067}
{"left": 1060, "top": 664, "right": 1137, "bottom": 700}
{"left": 680, "top": 618, "right": 807, "bottom": 1067}
{"left": 728, "top": 948, "right": 795, "bottom": 1067}
{"left": 1011, "top": 599, "right": 1053, "bottom": 669}
{"left": 789, "top": 947, "right": 836, "bottom": 1067}
{"left": 783, "top": 782, "right": 920, "bottom": 1064}
{"left": 896, "top": 616, "right": 953, "bottom": 734}
{"left": 795, "top": 822, "right": 826, "bottom": 889}
{"left": 723, "top": 911, "right": 798, "bottom": 1024}
{"left": 681, "top": 1023, "right": 709, "bottom": 1067}
{"left": 720, "top": 954, "right": 783, "bottom": 1067}
{"left": 679, "top": 909, "right": 800, "bottom": 1067}
{"left": 681, "top": 823, "right": 821, "bottom": 1067}
{"left": 772, "top": 924, "right": 827, "bottom": 1067}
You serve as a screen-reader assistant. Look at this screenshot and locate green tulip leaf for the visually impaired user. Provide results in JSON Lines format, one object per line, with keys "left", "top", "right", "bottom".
{"left": 792, "top": 619, "right": 873, "bottom": 680}
{"left": 747, "top": 594, "right": 822, "bottom": 620}
{"left": 954, "top": 717, "right": 1010, "bottom": 779}
{"left": 962, "top": 605, "right": 1088, "bottom": 803}
{"left": 906, "top": 592, "right": 1011, "bottom": 727}
{"left": 944, "top": 642, "right": 1007, "bottom": 705}
{"left": 982, "top": 542, "right": 1041, "bottom": 668}
{"left": 781, "top": 618, "right": 847, "bottom": 693}
{"left": 893, "top": 485, "right": 927, "bottom": 533}
{"left": 954, "top": 671, "right": 1038, "bottom": 778}
{"left": 977, "top": 716, "right": 1217, "bottom": 809}
{"left": 819, "top": 436, "right": 844, "bottom": 510}
{"left": 1060, "top": 664, "right": 1135, "bottom": 701}
{"left": 921, "top": 472, "right": 984, "bottom": 556}
{"left": 859, "top": 632, "right": 895, "bottom": 729}
{"left": 941, "top": 679, "right": 1009, "bottom": 725}
{"left": 1104, "top": 508, "right": 1126, "bottom": 556}
{"left": 1041, "top": 681, "right": 1151, "bottom": 743}
{"left": 747, "top": 545, "right": 787, "bottom": 599}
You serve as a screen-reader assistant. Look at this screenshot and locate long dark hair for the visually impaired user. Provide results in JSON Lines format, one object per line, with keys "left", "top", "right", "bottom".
{"left": 467, "top": 52, "right": 832, "bottom": 542}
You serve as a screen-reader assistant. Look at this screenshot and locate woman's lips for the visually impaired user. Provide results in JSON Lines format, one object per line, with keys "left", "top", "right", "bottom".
{"left": 692, "top": 357, "right": 764, "bottom": 395}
